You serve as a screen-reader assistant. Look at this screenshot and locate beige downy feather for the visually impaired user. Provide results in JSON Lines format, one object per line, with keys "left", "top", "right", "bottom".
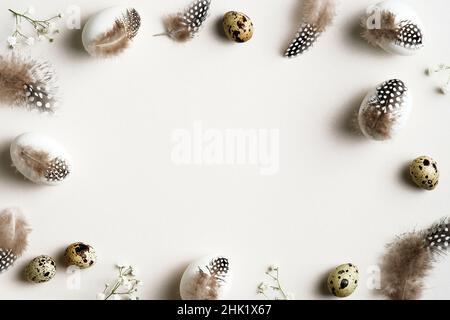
{"left": 361, "top": 11, "right": 397, "bottom": 47}
{"left": 303, "top": 0, "right": 337, "bottom": 32}
{"left": 155, "top": 0, "right": 212, "bottom": 42}
{"left": 88, "top": 8, "right": 141, "bottom": 57}
{"left": 0, "top": 54, "right": 58, "bottom": 112}
{"left": 285, "top": 0, "right": 337, "bottom": 57}
{"left": 380, "top": 218, "right": 450, "bottom": 300}
{"left": 185, "top": 270, "right": 220, "bottom": 300}
{"left": 0, "top": 208, "right": 31, "bottom": 257}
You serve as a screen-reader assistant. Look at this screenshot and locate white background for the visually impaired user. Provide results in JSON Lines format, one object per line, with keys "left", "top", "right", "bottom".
{"left": 0, "top": 0, "right": 449, "bottom": 300}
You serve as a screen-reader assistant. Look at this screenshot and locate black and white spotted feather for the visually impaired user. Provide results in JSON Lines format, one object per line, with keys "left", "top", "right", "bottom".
{"left": 0, "top": 54, "right": 58, "bottom": 112}
{"left": 285, "top": 0, "right": 337, "bottom": 58}
{"left": 159, "top": 0, "right": 212, "bottom": 42}
{"left": 206, "top": 257, "right": 229, "bottom": 282}
{"left": 395, "top": 20, "right": 423, "bottom": 50}
{"left": 380, "top": 217, "right": 449, "bottom": 300}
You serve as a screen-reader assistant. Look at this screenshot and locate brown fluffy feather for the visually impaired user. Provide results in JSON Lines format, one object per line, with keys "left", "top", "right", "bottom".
{"left": 361, "top": 11, "right": 397, "bottom": 46}
{"left": 162, "top": 15, "right": 191, "bottom": 42}
{"left": 89, "top": 8, "right": 141, "bottom": 57}
{"left": 0, "top": 54, "right": 57, "bottom": 112}
{"left": 186, "top": 270, "right": 220, "bottom": 300}
{"left": 0, "top": 208, "right": 31, "bottom": 256}
{"left": 381, "top": 232, "right": 433, "bottom": 300}
{"left": 303, "top": 0, "right": 337, "bottom": 32}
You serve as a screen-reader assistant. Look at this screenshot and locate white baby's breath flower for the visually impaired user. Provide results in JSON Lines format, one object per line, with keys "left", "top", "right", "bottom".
{"left": 285, "top": 292, "right": 295, "bottom": 300}
{"left": 268, "top": 265, "right": 279, "bottom": 272}
{"left": 26, "top": 6, "right": 36, "bottom": 15}
{"left": 112, "top": 294, "right": 121, "bottom": 300}
{"left": 116, "top": 262, "right": 130, "bottom": 269}
{"left": 96, "top": 293, "right": 106, "bottom": 300}
{"left": 25, "top": 37, "right": 35, "bottom": 46}
{"left": 440, "top": 84, "right": 450, "bottom": 95}
{"left": 7, "top": 36, "right": 17, "bottom": 47}
{"left": 258, "top": 282, "right": 269, "bottom": 292}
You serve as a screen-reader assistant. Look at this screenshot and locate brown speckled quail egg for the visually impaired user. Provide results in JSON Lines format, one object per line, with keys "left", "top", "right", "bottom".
{"left": 64, "top": 242, "right": 97, "bottom": 269}
{"left": 223, "top": 11, "right": 254, "bottom": 43}
{"left": 327, "top": 263, "right": 359, "bottom": 298}
{"left": 410, "top": 156, "right": 439, "bottom": 190}
{"left": 25, "top": 255, "right": 56, "bottom": 283}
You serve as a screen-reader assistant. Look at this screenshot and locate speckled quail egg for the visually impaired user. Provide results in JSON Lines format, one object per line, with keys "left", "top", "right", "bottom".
{"left": 327, "top": 263, "right": 359, "bottom": 298}
{"left": 25, "top": 255, "right": 56, "bottom": 283}
{"left": 64, "top": 242, "right": 97, "bottom": 269}
{"left": 223, "top": 11, "right": 254, "bottom": 43}
{"left": 410, "top": 156, "right": 439, "bottom": 190}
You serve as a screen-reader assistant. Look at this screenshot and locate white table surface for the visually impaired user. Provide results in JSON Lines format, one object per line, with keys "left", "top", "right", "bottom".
{"left": 0, "top": 0, "right": 449, "bottom": 300}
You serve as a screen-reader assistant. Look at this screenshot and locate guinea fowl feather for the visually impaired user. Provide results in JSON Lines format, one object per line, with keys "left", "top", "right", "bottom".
{"left": 89, "top": 8, "right": 141, "bottom": 57}
{"left": 381, "top": 218, "right": 450, "bottom": 300}
{"left": 0, "top": 208, "right": 31, "bottom": 257}
{"left": 285, "top": 0, "right": 337, "bottom": 58}
{"left": 0, "top": 54, "right": 58, "bottom": 112}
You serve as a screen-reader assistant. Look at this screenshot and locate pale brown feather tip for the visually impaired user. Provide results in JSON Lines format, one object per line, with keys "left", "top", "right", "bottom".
{"left": 0, "top": 208, "right": 31, "bottom": 256}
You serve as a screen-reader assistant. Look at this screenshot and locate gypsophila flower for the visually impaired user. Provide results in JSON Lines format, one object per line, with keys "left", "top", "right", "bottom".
{"left": 98, "top": 264, "right": 141, "bottom": 300}
{"left": 257, "top": 265, "right": 292, "bottom": 300}
{"left": 96, "top": 293, "right": 106, "bottom": 300}
{"left": 427, "top": 63, "right": 450, "bottom": 96}
{"left": 7, "top": 36, "right": 17, "bottom": 48}
{"left": 6, "top": 7, "right": 62, "bottom": 49}
{"left": 25, "top": 37, "right": 34, "bottom": 46}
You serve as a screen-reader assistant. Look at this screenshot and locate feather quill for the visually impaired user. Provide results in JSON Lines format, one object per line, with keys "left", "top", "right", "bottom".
{"left": 156, "top": 0, "right": 212, "bottom": 42}
{"left": 0, "top": 54, "right": 58, "bottom": 112}
{"left": 88, "top": 8, "right": 141, "bottom": 57}
{"left": 0, "top": 208, "right": 31, "bottom": 273}
{"left": 285, "top": 0, "right": 337, "bottom": 58}
{"left": 381, "top": 218, "right": 450, "bottom": 300}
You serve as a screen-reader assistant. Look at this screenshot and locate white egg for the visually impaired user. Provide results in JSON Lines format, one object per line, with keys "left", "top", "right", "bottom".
{"left": 179, "top": 255, "right": 232, "bottom": 300}
{"left": 82, "top": 6, "right": 141, "bottom": 57}
{"left": 358, "top": 79, "right": 412, "bottom": 141}
{"left": 10, "top": 132, "right": 73, "bottom": 185}
{"left": 361, "top": 0, "right": 424, "bottom": 55}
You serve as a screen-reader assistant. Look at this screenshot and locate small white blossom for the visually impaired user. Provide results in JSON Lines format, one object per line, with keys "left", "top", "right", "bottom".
{"left": 440, "top": 84, "right": 450, "bottom": 95}
{"left": 26, "top": 6, "right": 35, "bottom": 15}
{"left": 7, "top": 36, "right": 17, "bottom": 47}
{"left": 268, "top": 265, "right": 279, "bottom": 272}
{"left": 25, "top": 37, "right": 35, "bottom": 46}
{"left": 96, "top": 293, "right": 106, "bottom": 300}
{"left": 285, "top": 292, "right": 295, "bottom": 300}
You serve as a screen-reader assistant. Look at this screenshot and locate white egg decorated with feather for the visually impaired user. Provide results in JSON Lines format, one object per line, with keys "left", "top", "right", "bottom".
{"left": 10, "top": 132, "right": 73, "bottom": 185}
{"left": 179, "top": 255, "right": 232, "bottom": 300}
{"left": 82, "top": 6, "right": 141, "bottom": 57}
{"left": 358, "top": 79, "right": 412, "bottom": 141}
{"left": 361, "top": 0, "right": 424, "bottom": 55}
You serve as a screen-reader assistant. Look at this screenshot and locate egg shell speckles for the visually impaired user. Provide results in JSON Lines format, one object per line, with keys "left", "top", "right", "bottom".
{"left": 223, "top": 11, "right": 254, "bottom": 43}
{"left": 64, "top": 242, "right": 97, "bottom": 269}
{"left": 410, "top": 156, "right": 439, "bottom": 190}
{"left": 25, "top": 255, "right": 56, "bottom": 283}
{"left": 327, "top": 263, "right": 359, "bottom": 298}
